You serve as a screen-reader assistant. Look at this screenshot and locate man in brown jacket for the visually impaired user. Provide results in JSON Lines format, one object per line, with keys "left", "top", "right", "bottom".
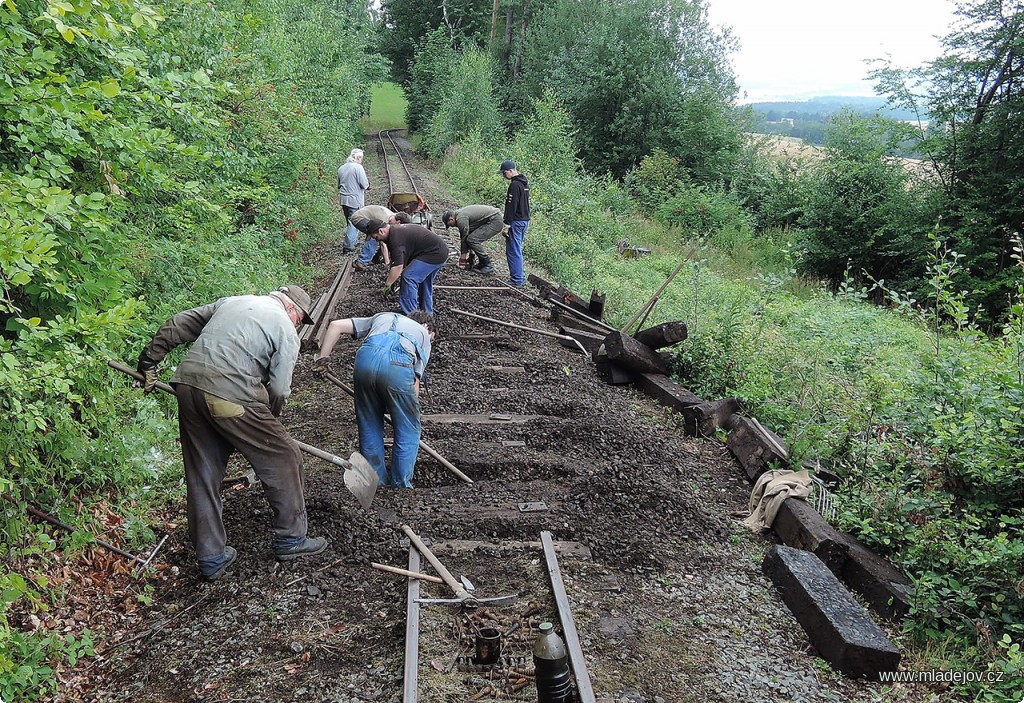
{"left": 136, "top": 286, "right": 326, "bottom": 581}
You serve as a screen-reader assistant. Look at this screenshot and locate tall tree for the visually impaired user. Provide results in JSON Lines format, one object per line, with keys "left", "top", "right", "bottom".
{"left": 379, "top": 0, "right": 492, "bottom": 83}
{"left": 873, "top": 0, "right": 1024, "bottom": 321}
{"left": 518, "top": 0, "right": 740, "bottom": 179}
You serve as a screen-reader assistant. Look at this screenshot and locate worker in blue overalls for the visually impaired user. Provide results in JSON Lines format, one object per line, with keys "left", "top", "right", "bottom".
{"left": 314, "top": 311, "right": 436, "bottom": 488}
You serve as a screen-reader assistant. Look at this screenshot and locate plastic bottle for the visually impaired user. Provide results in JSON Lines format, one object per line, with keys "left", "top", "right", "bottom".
{"left": 532, "top": 622, "right": 576, "bottom": 703}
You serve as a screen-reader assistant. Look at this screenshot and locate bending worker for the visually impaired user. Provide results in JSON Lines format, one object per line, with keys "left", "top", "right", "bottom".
{"left": 441, "top": 205, "right": 503, "bottom": 275}
{"left": 314, "top": 311, "right": 436, "bottom": 489}
{"left": 136, "top": 286, "right": 327, "bottom": 581}
{"left": 351, "top": 207, "right": 411, "bottom": 271}
{"left": 363, "top": 219, "right": 449, "bottom": 314}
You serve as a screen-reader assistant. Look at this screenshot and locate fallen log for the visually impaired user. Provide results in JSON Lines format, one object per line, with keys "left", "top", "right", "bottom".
{"left": 602, "top": 331, "right": 670, "bottom": 375}
{"left": 634, "top": 321, "right": 688, "bottom": 349}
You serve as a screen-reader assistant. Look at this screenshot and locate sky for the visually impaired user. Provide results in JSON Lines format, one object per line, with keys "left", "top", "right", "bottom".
{"left": 705, "top": 0, "right": 960, "bottom": 102}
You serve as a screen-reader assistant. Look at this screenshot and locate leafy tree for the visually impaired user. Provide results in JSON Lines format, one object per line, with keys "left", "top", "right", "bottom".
{"left": 379, "top": 0, "right": 492, "bottom": 83}
{"left": 404, "top": 27, "right": 459, "bottom": 133}
{"left": 519, "top": 0, "right": 740, "bottom": 179}
{"left": 872, "top": 0, "right": 1024, "bottom": 322}
{"left": 422, "top": 48, "right": 503, "bottom": 155}
{"left": 799, "top": 111, "right": 942, "bottom": 291}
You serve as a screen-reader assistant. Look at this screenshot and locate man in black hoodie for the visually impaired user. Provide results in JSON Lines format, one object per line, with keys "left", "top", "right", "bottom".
{"left": 498, "top": 160, "right": 530, "bottom": 287}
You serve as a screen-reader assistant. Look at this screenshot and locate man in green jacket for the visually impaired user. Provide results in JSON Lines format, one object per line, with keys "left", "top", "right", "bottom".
{"left": 136, "top": 286, "right": 326, "bottom": 581}
{"left": 441, "top": 204, "right": 503, "bottom": 275}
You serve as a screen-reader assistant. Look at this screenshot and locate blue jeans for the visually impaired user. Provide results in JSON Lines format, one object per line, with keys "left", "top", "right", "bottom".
{"left": 506, "top": 220, "right": 529, "bottom": 286}
{"left": 353, "top": 333, "right": 421, "bottom": 488}
{"left": 357, "top": 238, "right": 380, "bottom": 265}
{"left": 342, "top": 205, "right": 359, "bottom": 251}
{"left": 399, "top": 258, "right": 445, "bottom": 314}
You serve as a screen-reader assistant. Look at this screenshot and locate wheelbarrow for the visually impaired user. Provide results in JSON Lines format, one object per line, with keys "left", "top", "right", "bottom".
{"left": 387, "top": 192, "right": 433, "bottom": 230}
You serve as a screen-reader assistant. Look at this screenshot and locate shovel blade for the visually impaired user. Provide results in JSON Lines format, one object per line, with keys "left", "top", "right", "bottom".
{"left": 343, "top": 451, "right": 379, "bottom": 510}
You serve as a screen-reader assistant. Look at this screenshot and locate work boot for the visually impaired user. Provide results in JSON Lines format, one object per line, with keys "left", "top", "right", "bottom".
{"left": 352, "top": 261, "right": 368, "bottom": 272}
{"left": 274, "top": 536, "right": 327, "bottom": 562}
{"left": 199, "top": 546, "right": 237, "bottom": 582}
{"left": 473, "top": 254, "right": 495, "bottom": 276}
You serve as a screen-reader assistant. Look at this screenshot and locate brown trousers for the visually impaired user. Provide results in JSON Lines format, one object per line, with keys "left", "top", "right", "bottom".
{"left": 175, "top": 384, "right": 307, "bottom": 560}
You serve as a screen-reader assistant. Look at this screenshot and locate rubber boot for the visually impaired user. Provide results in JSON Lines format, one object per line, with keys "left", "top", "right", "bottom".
{"left": 474, "top": 253, "right": 495, "bottom": 276}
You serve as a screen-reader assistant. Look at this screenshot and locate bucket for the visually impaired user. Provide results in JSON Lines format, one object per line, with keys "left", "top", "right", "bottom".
{"left": 474, "top": 627, "right": 501, "bottom": 665}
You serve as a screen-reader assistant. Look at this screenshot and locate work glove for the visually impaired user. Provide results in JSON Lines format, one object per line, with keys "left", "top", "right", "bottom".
{"left": 136, "top": 351, "right": 159, "bottom": 394}
{"left": 312, "top": 356, "right": 332, "bottom": 376}
{"left": 380, "top": 284, "right": 395, "bottom": 299}
{"left": 501, "top": 225, "right": 510, "bottom": 239}
{"left": 458, "top": 255, "right": 469, "bottom": 269}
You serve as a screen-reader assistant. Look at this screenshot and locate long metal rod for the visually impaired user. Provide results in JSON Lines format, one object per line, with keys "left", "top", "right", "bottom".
{"left": 620, "top": 244, "right": 697, "bottom": 334}
{"left": 547, "top": 297, "right": 615, "bottom": 332}
{"left": 541, "top": 530, "right": 596, "bottom": 703}
{"left": 403, "top": 546, "right": 421, "bottom": 703}
{"left": 321, "top": 369, "right": 473, "bottom": 484}
{"left": 450, "top": 308, "right": 587, "bottom": 355}
{"left": 434, "top": 285, "right": 509, "bottom": 291}
{"left": 4, "top": 494, "right": 146, "bottom": 565}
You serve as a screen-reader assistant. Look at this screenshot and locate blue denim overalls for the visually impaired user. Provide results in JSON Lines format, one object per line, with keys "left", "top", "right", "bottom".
{"left": 352, "top": 314, "right": 425, "bottom": 488}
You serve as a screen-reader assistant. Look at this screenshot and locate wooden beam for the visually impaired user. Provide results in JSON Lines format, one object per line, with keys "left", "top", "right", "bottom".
{"left": 634, "top": 321, "right": 688, "bottom": 349}
{"left": 602, "top": 331, "right": 670, "bottom": 375}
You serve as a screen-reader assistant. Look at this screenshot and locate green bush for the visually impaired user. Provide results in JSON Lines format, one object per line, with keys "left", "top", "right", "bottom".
{"left": 1, "top": 0, "right": 369, "bottom": 696}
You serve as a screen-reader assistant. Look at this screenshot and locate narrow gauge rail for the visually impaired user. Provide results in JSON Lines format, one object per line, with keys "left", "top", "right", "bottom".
{"left": 378, "top": 128, "right": 433, "bottom": 229}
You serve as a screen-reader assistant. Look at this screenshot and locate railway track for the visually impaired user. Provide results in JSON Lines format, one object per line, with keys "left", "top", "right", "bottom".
{"left": 378, "top": 128, "right": 418, "bottom": 198}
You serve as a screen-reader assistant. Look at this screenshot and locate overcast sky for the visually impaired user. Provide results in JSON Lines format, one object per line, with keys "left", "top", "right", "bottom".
{"left": 705, "top": 0, "right": 959, "bottom": 102}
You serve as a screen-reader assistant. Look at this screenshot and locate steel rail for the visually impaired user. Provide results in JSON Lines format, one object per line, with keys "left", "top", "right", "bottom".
{"left": 378, "top": 128, "right": 419, "bottom": 197}
{"left": 541, "top": 530, "right": 597, "bottom": 703}
{"left": 402, "top": 546, "right": 422, "bottom": 703}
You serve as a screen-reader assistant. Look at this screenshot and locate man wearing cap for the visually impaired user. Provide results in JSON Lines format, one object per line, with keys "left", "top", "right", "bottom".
{"left": 136, "top": 286, "right": 326, "bottom": 581}
{"left": 441, "top": 205, "right": 503, "bottom": 275}
{"left": 498, "top": 160, "right": 530, "bottom": 287}
{"left": 363, "top": 219, "right": 449, "bottom": 315}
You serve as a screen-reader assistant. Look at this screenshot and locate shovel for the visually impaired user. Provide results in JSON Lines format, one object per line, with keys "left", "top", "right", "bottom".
{"left": 294, "top": 441, "right": 378, "bottom": 510}
{"left": 107, "top": 359, "right": 379, "bottom": 509}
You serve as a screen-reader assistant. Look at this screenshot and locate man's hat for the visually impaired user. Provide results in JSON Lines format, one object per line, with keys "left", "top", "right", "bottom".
{"left": 352, "top": 216, "right": 375, "bottom": 234}
{"left": 497, "top": 160, "right": 516, "bottom": 174}
{"left": 279, "top": 285, "right": 314, "bottom": 325}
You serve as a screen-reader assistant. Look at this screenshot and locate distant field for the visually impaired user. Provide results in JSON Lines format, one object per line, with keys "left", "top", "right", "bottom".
{"left": 751, "top": 132, "right": 931, "bottom": 178}
{"left": 360, "top": 82, "right": 407, "bottom": 132}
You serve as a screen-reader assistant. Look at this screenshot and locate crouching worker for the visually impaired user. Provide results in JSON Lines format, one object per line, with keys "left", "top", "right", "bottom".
{"left": 314, "top": 311, "right": 436, "bottom": 489}
{"left": 136, "top": 286, "right": 327, "bottom": 581}
{"left": 441, "top": 205, "right": 503, "bottom": 275}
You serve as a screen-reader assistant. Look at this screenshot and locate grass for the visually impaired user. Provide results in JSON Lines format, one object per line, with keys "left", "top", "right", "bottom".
{"left": 360, "top": 82, "right": 408, "bottom": 132}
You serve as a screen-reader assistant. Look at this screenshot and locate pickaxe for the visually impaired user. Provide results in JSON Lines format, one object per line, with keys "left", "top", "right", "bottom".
{"left": 401, "top": 525, "right": 517, "bottom": 607}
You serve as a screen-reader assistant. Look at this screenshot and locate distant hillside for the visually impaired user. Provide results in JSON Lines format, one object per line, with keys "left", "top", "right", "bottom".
{"left": 742, "top": 96, "right": 927, "bottom": 151}
{"left": 748, "top": 96, "right": 922, "bottom": 122}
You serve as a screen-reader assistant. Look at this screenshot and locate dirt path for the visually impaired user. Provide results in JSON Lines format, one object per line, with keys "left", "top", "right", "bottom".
{"left": 76, "top": 135, "right": 927, "bottom": 703}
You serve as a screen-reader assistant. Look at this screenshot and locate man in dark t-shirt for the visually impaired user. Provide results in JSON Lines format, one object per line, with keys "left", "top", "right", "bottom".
{"left": 364, "top": 220, "right": 449, "bottom": 314}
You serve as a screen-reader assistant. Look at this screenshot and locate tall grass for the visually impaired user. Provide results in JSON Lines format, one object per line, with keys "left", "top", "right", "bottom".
{"left": 360, "top": 82, "right": 408, "bottom": 132}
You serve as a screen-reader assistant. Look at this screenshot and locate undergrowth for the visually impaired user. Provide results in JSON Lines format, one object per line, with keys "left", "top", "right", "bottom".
{"left": 439, "top": 95, "right": 1024, "bottom": 701}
